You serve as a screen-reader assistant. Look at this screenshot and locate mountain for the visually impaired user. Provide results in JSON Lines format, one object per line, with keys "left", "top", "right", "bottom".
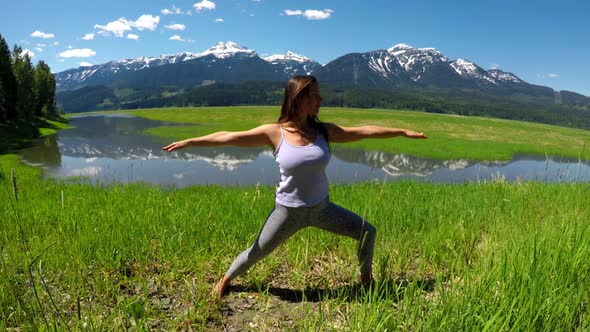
{"left": 55, "top": 41, "right": 590, "bottom": 129}
{"left": 263, "top": 51, "right": 322, "bottom": 79}
{"left": 56, "top": 42, "right": 588, "bottom": 104}
{"left": 55, "top": 52, "right": 201, "bottom": 91}
{"left": 313, "top": 43, "right": 559, "bottom": 100}
{"left": 55, "top": 42, "right": 316, "bottom": 91}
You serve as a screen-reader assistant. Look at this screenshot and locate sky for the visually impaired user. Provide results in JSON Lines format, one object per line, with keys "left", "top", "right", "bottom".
{"left": 1, "top": 0, "right": 588, "bottom": 96}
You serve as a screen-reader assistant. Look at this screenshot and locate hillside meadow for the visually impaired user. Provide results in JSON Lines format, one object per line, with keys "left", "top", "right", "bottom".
{"left": 102, "top": 106, "right": 590, "bottom": 161}
{"left": 1, "top": 107, "right": 590, "bottom": 330}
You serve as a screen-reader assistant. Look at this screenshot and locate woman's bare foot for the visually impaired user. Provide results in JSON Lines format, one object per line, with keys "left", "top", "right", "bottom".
{"left": 211, "top": 276, "right": 231, "bottom": 300}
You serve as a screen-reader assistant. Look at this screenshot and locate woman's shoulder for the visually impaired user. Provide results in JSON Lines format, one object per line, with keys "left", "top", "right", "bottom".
{"left": 255, "top": 123, "right": 281, "bottom": 133}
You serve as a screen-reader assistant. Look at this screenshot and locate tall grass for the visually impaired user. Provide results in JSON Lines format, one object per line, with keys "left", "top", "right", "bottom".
{"left": 1, "top": 154, "right": 589, "bottom": 330}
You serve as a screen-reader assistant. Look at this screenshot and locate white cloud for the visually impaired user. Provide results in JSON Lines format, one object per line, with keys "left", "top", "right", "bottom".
{"left": 303, "top": 9, "right": 333, "bottom": 20}
{"left": 215, "top": 18, "right": 224, "bottom": 22}
{"left": 31, "top": 30, "right": 55, "bottom": 39}
{"left": 94, "top": 15, "right": 159, "bottom": 37}
{"left": 57, "top": 59, "right": 65, "bottom": 62}
{"left": 490, "top": 63, "right": 500, "bottom": 70}
{"left": 82, "top": 33, "right": 95, "bottom": 40}
{"left": 134, "top": 15, "right": 160, "bottom": 31}
{"left": 537, "top": 73, "right": 559, "bottom": 79}
{"left": 284, "top": 9, "right": 334, "bottom": 20}
{"left": 58, "top": 48, "right": 96, "bottom": 58}
{"left": 165, "top": 24, "right": 186, "bottom": 31}
{"left": 35, "top": 47, "right": 43, "bottom": 52}
{"left": 162, "top": 5, "right": 191, "bottom": 15}
{"left": 22, "top": 49, "right": 36, "bottom": 58}
{"left": 169, "top": 35, "right": 185, "bottom": 42}
{"left": 284, "top": 10, "right": 303, "bottom": 16}
{"left": 52, "top": 41, "right": 60, "bottom": 46}
{"left": 127, "top": 34, "right": 139, "bottom": 40}
{"left": 94, "top": 18, "right": 133, "bottom": 37}
{"left": 79, "top": 62, "right": 93, "bottom": 67}
{"left": 194, "top": 0, "right": 215, "bottom": 12}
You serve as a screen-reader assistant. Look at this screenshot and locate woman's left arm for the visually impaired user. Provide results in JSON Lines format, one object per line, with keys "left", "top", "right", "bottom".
{"left": 326, "top": 123, "right": 427, "bottom": 143}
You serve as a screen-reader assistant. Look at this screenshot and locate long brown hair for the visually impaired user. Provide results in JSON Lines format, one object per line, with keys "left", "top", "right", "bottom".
{"left": 278, "top": 75, "right": 329, "bottom": 142}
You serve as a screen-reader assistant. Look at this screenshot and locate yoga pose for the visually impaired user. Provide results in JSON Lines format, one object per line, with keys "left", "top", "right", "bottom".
{"left": 163, "top": 75, "right": 427, "bottom": 298}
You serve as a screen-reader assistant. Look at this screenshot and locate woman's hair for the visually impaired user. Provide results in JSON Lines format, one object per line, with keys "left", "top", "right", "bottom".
{"left": 278, "top": 75, "right": 329, "bottom": 142}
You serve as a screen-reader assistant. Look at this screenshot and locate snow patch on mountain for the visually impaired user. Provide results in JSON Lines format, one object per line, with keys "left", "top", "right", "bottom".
{"left": 386, "top": 45, "right": 449, "bottom": 80}
{"left": 489, "top": 69, "right": 522, "bottom": 83}
{"left": 368, "top": 54, "right": 394, "bottom": 78}
{"left": 264, "top": 51, "right": 312, "bottom": 63}
{"left": 198, "top": 41, "right": 257, "bottom": 59}
{"left": 387, "top": 43, "right": 413, "bottom": 55}
{"left": 263, "top": 51, "right": 320, "bottom": 76}
{"left": 451, "top": 59, "right": 497, "bottom": 84}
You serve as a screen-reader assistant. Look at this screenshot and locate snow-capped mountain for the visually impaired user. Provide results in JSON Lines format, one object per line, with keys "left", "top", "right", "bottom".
{"left": 56, "top": 52, "right": 202, "bottom": 91}
{"left": 199, "top": 41, "right": 258, "bottom": 59}
{"left": 55, "top": 42, "right": 317, "bottom": 91}
{"left": 387, "top": 43, "right": 449, "bottom": 81}
{"left": 263, "top": 51, "right": 322, "bottom": 78}
{"left": 488, "top": 69, "right": 522, "bottom": 84}
{"left": 56, "top": 41, "right": 581, "bottom": 103}
{"left": 313, "top": 43, "right": 556, "bottom": 97}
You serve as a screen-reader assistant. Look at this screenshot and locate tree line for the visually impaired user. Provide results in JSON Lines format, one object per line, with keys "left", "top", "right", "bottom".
{"left": 0, "top": 33, "right": 57, "bottom": 125}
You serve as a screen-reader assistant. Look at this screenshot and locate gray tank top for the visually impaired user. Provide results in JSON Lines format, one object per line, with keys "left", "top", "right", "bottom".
{"left": 274, "top": 126, "right": 331, "bottom": 207}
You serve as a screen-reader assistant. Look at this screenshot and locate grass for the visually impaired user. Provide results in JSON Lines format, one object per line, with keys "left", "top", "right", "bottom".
{"left": 0, "top": 117, "right": 71, "bottom": 154}
{"left": 68, "top": 106, "right": 590, "bottom": 161}
{"left": 1, "top": 153, "right": 590, "bottom": 330}
{"left": 3, "top": 107, "right": 590, "bottom": 329}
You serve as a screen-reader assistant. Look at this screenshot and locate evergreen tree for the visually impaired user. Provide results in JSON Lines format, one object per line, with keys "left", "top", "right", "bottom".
{"left": 12, "top": 45, "right": 37, "bottom": 123}
{"left": 0, "top": 34, "right": 17, "bottom": 122}
{"left": 34, "top": 60, "right": 56, "bottom": 117}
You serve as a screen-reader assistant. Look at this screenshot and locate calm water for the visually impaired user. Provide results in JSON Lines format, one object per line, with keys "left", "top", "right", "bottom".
{"left": 16, "top": 114, "right": 590, "bottom": 186}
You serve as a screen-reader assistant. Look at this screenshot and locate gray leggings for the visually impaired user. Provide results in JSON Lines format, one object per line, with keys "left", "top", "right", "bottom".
{"left": 225, "top": 198, "right": 377, "bottom": 280}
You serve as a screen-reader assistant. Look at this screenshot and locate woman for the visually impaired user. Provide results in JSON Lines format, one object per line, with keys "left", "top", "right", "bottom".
{"left": 163, "top": 75, "right": 427, "bottom": 298}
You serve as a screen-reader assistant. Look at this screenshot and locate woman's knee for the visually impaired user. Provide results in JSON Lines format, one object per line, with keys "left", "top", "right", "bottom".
{"left": 363, "top": 222, "right": 377, "bottom": 238}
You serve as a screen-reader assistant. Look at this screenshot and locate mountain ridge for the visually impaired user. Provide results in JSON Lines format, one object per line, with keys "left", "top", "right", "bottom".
{"left": 55, "top": 41, "right": 588, "bottom": 100}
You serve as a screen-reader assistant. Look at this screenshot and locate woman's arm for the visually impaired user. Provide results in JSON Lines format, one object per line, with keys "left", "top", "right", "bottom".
{"left": 326, "top": 123, "right": 427, "bottom": 143}
{"left": 162, "top": 124, "right": 277, "bottom": 152}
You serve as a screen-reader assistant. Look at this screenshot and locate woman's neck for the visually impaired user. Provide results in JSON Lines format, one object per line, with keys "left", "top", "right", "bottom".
{"left": 284, "top": 114, "right": 312, "bottom": 131}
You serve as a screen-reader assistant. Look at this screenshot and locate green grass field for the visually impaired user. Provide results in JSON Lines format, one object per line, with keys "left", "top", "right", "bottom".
{"left": 2, "top": 107, "right": 590, "bottom": 330}
{"left": 1, "top": 153, "right": 590, "bottom": 330}
{"left": 95, "top": 106, "right": 590, "bottom": 161}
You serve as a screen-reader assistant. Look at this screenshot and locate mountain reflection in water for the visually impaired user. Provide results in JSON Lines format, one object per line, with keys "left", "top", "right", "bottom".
{"left": 16, "top": 114, "right": 590, "bottom": 186}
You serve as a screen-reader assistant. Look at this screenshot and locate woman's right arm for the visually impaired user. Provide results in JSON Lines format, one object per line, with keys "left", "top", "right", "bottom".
{"left": 326, "top": 123, "right": 427, "bottom": 143}
{"left": 162, "top": 124, "right": 277, "bottom": 152}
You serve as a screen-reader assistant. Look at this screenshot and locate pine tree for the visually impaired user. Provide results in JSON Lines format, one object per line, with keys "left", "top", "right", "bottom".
{"left": 34, "top": 60, "right": 56, "bottom": 117}
{"left": 12, "top": 45, "right": 37, "bottom": 123}
{"left": 0, "top": 34, "right": 17, "bottom": 122}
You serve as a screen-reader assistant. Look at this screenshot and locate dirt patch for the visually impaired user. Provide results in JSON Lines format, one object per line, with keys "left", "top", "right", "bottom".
{"left": 206, "top": 273, "right": 438, "bottom": 331}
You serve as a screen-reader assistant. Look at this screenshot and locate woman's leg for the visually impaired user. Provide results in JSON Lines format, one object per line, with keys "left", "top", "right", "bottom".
{"left": 314, "top": 202, "right": 377, "bottom": 283}
{"left": 218, "top": 204, "right": 304, "bottom": 295}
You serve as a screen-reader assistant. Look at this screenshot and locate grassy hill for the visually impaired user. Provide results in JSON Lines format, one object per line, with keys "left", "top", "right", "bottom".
{"left": 88, "top": 106, "right": 590, "bottom": 161}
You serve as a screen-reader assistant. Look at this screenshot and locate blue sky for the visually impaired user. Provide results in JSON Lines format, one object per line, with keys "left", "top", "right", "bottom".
{"left": 1, "top": 0, "right": 588, "bottom": 95}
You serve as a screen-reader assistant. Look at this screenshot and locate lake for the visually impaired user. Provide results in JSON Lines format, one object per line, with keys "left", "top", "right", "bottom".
{"left": 17, "top": 114, "right": 590, "bottom": 186}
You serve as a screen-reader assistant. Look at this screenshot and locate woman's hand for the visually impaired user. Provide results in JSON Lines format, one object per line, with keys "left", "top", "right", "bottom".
{"left": 403, "top": 130, "right": 428, "bottom": 139}
{"left": 162, "top": 139, "right": 190, "bottom": 152}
